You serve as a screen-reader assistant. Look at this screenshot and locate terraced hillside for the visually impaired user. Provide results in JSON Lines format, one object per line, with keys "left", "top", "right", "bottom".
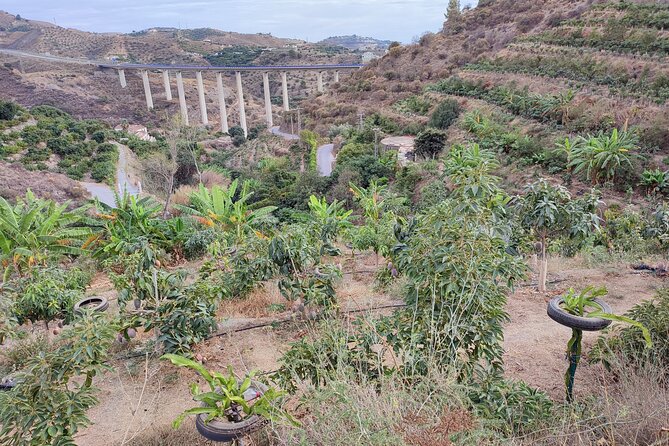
{"left": 306, "top": 0, "right": 669, "bottom": 196}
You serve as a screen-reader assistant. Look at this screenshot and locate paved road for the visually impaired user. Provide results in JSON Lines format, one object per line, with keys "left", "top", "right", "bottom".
{"left": 0, "top": 48, "right": 98, "bottom": 65}
{"left": 316, "top": 143, "right": 335, "bottom": 176}
{"left": 271, "top": 127, "right": 335, "bottom": 176}
{"left": 0, "top": 48, "right": 363, "bottom": 71}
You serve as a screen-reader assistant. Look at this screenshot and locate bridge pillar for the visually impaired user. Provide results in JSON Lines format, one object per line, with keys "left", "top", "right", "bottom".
{"left": 262, "top": 72, "right": 273, "bottom": 128}
{"left": 216, "top": 73, "right": 229, "bottom": 134}
{"left": 281, "top": 72, "right": 289, "bottom": 111}
{"left": 235, "top": 72, "right": 248, "bottom": 138}
{"left": 196, "top": 71, "right": 209, "bottom": 125}
{"left": 175, "top": 71, "right": 189, "bottom": 125}
{"left": 162, "top": 70, "right": 172, "bottom": 101}
{"left": 317, "top": 71, "right": 324, "bottom": 93}
{"left": 334, "top": 71, "right": 339, "bottom": 83}
{"left": 140, "top": 70, "right": 153, "bottom": 110}
{"left": 118, "top": 69, "right": 127, "bottom": 88}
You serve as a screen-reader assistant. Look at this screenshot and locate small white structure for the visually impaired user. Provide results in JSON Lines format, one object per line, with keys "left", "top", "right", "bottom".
{"left": 381, "top": 136, "right": 415, "bottom": 166}
{"left": 361, "top": 52, "right": 380, "bottom": 64}
{"left": 114, "top": 124, "right": 156, "bottom": 142}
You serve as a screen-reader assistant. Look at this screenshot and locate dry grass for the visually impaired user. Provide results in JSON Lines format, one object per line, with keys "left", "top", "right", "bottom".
{"left": 218, "top": 281, "right": 287, "bottom": 319}
{"left": 512, "top": 362, "right": 669, "bottom": 446}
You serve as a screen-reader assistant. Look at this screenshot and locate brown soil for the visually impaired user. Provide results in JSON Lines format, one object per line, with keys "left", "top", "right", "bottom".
{"left": 72, "top": 252, "right": 666, "bottom": 445}
{"left": 503, "top": 256, "right": 664, "bottom": 400}
{"left": 0, "top": 161, "right": 91, "bottom": 205}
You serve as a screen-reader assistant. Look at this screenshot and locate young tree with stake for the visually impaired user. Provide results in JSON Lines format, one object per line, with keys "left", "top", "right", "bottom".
{"left": 517, "top": 179, "right": 600, "bottom": 292}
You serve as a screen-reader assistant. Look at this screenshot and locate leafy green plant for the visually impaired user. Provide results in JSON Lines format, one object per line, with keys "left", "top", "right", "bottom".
{"left": 0, "top": 191, "right": 91, "bottom": 282}
{"left": 268, "top": 226, "right": 341, "bottom": 310}
{"left": 175, "top": 180, "right": 276, "bottom": 244}
{"left": 428, "top": 98, "right": 461, "bottom": 130}
{"left": 389, "top": 198, "right": 526, "bottom": 380}
{"left": 414, "top": 128, "right": 448, "bottom": 160}
{"left": 113, "top": 261, "right": 217, "bottom": 354}
{"left": 568, "top": 129, "right": 638, "bottom": 185}
{"left": 0, "top": 313, "right": 117, "bottom": 445}
{"left": 161, "top": 354, "right": 298, "bottom": 427}
{"left": 639, "top": 168, "right": 669, "bottom": 196}
{"left": 591, "top": 288, "right": 669, "bottom": 374}
{"left": 516, "top": 179, "right": 600, "bottom": 291}
{"left": 307, "top": 195, "right": 352, "bottom": 255}
{"left": 558, "top": 286, "right": 651, "bottom": 402}
{"left": 93, "top": 193, "right": 174, "bottom": 260}
{"left": 6, "top": 267, "right": 91, "bottom": 329}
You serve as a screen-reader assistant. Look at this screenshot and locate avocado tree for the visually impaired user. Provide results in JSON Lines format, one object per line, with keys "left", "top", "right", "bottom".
{"left": 516, "top": 179, "right": 600, "bottom": 292}
{"left": 414, "top": 128, "right": 447, "bottom": 160}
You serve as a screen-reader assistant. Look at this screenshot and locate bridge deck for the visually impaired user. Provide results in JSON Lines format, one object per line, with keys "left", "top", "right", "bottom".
{"left": 0, "top": 48, "right": 362, "bottom": 71}
{"left": 100, "top": 63, "right": 363, "bottom": 71}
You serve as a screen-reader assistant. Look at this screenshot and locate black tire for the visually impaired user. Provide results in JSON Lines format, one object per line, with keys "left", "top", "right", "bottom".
{"left": 196, "top": 413, "right": 267, "bottom": 442}
{"left": 0, "top": 377, "right": 17, "bottom": 391}
{"left": 194, "top": 382, "right": 268, "bottom": 442}
{"left": 74, "top": 296, "right": 109, "bottom": 315}
{"left": 547, "top": 297, "right": 613, "bottom": 331}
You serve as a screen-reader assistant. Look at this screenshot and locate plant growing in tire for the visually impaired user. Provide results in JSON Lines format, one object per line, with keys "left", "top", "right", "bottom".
{"left": 161, "top": 354, "right": 298, "bottom": 443}
{"left": 547, "top": 286, "right": 652, "bottom": 402}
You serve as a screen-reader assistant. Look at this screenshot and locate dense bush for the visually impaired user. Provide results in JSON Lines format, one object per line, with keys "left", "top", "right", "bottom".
{"left": 7, "top": 267, "right": 92, "bottom": 328}
{"left": 0, "top": 101, "right": 19, "bottom": 121}
{"left": 0, "top": 314, "right": 117, "bottom": 445}
{"left": 428, "top": 98, "right": 461, "bottom": 130}
{"left": 414, "top": 128, "right": 447, "bottom": 160}
{"left": 591, "top": 288, "right": 669, "bottom": 374}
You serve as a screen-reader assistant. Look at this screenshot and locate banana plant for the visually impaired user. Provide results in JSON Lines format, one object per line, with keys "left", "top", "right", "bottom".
{"left": 568, "top": 129, "right": 638, "bottom": 185}
{"left": 175, "top": 180, "right": 277, "bottom": 243}
{"left": 0, "top": 191, "right": 91, "bottom": 282}
{"left": 308, "top": 195, "right": 352, "bottom": 256}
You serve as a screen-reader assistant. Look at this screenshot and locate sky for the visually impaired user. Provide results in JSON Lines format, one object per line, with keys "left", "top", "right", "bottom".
{"left": 5, "top": 0, "right": 478, "bottom": 43}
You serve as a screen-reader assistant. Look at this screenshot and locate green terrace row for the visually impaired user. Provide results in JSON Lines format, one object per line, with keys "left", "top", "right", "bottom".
{"left": 463, "top": 55, "right": 669, "bottom": 104}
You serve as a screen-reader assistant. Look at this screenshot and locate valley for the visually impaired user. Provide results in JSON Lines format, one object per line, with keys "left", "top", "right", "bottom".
{"left": 0, "top": 1, "right": 668, "bottom": 445}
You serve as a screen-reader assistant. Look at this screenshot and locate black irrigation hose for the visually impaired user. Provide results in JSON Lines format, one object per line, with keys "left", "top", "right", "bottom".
{"left": 108, "top": 278, "right": 566, "bottom": 364}
{"left": 108, "top": 302, "right": 408, "bottom": 364}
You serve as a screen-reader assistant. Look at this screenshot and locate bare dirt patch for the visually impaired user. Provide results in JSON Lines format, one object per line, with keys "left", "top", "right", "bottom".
{"left": 504, "top": 256, "right": 665, "bottom": 400}
{"left": 74, "top": 254, "right": 666, "bottom": 444}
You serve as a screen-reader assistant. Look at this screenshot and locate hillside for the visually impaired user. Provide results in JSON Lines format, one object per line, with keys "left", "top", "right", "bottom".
{"left": 307, "top": 0, "right": 668, "bottom": 141}
{"left": 0, "top": 10, "right": 361, "bottom": 125}
{"left": 318, "top": 34, "right": 393, "bottom": 51}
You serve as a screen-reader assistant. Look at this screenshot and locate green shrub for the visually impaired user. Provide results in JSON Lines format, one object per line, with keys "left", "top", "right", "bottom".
{"left": 7, "top": 268, "right": 90, "bottom": 327}
{"left": 590, "top": 288, "right": 669, "bottom": 374}
{"left": 0, "top": 314, "right": 117, "bottom": 445}
{"left": 0, "top": 101, "right": 19, "bottom": 121}
{"left": 414, "top": 128, "right": 447, "bottom": 160}
{"left": 30, "top": 105, "right": 70, "bottom": 119}
{"left": 428, "top": 98, "right": 461, "bottom": 130}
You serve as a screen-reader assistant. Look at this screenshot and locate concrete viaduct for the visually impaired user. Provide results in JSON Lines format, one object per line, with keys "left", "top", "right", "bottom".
{"left": 100, "top": 62, "right": 362, "bottom": 137}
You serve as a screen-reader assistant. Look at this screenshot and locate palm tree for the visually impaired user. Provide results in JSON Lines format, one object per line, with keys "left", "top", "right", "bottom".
{"left": 0, "top": 191, "right": 90, "bottom": 282}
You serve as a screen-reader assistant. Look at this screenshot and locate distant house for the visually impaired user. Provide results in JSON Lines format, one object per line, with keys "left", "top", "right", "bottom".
{"left": 361, "top": 52, "right": 379, "bottom": 64}
{"left": 381, "top": 136, "right": 415, "bottom": 166}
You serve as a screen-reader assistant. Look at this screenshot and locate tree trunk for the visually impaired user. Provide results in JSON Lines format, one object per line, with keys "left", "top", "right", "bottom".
{"left": 538, "top": 236, "right": 548, "bottom": 292}
{"left": 300, "top": 153, "right": 305, "bottom": 173}
{"left": 162, "top": 176, "right": 174, "bottom": 219}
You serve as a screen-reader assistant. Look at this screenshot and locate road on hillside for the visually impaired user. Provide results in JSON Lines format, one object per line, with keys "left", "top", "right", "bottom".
{"left": 0, "top": 48, "right": 363, "bottom": 71}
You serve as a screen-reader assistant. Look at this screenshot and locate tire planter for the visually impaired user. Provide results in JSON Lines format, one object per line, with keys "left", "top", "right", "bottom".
{"left": 195, "top": 382, "right": 268, "bottom": 443}
{"left": 547, "top": 296, "right": 613, "bottom": 331}
{"left": 0, "top": 377, "right": 17, "bottom": 391}
{"left": 74, "top": 296, "right": 109, "bottom": 315}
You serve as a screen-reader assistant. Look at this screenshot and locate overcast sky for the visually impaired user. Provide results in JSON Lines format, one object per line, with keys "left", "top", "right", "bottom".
{"left": 5, "top": 0, "right": 478, "bottom": 42}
